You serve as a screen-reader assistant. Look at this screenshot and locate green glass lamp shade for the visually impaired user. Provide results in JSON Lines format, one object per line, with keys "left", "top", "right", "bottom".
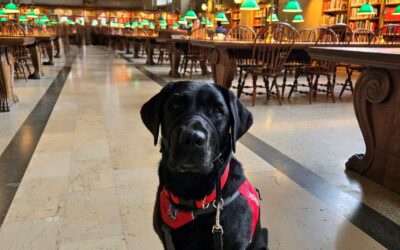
{"left": 51, "top": 19, "right": 58, "bottom": 24}
{"left": 149, "top": 23, "right": 155, "bottom": 29}
{"left": 184, "top": 9, "right": 197, "bottom": 20}
{"left": 160, "top": 19, "right": 167, "bottom": 26}
{"left": 292, "top": 14, "right": 304, "bottom": 23}
{"left": 0, "top": 17, "right": 6, "bottom": 22}
{"left": 215, "top": 12, "right": 227, "bottom": 21}
{"left": 138, "top": 23, "right": 144, "bottom": 29}
{"left": 59, "top": 16, "right": 68, "bottom": 23}
{"left": 4, "top": 2, "right": 19, "bottom": 14}
{"left": 393, "top": 5, "right": 400, "bottom": 15}
{"left": 0, "top": 9, "right": 6, "bottom": 17}
{"left": 160, "top": 25, "right": 166, "bottom": 29}
{"left": 173, "top": 22, "right": 179, "bottom": 28}
{"left": 283, "top": 0, "right": 302, "bottom": 13}
{"left": 267, "top": 13, "right": 279, "bottom": 22}
{"left": 19, "top": 15, "right": 27, "bottom": 22}
{"left": 39, "top": 20, "right": 45, "bottom": 25}
{"left": 21, "top": 21, "right": 26, "bottom": 25}
{"left": 188, "top": 22, "right": 193, "bottom": 28}
{"left": 132, "top": 21, "right": 138, "bottom": 28}
{"left": 178, "top": 16, "right": 187, "bottom": 25}
{"left": 40, "top": 15, "right": 50, "bottom": 22}
{"left": 158, "top": 15, "right": 165, "bottom": 21}
{"left": 125, "top": 22, "right": 131, "bottom": 28}
{"left": 357, "top": 3, "right": 375, "bottom": 15}
{"left": 221, "top": 16, "right": 229, "bottom": 24}
{"left": 67, "top": 20, "right": 74, "bottom": 25}
{"left": 207, "top": 21, "right": 214, "bottom": 27}
{"left": 201, "top": 17, "right": 207, "bottom": 24}
{"left": 240, "top": 0, "right": 260, "bottom": 11}
{"left": 34, "top": 19, "right": 39, "bottom": 24}
{"left": 91, "top": 19, "right": 98, "bottom": 26}
{"left": 27, "top": 9, "right": 38, "bottom": 18}
{"left": 142, "top": 19, "right": 149, "bottom": 25}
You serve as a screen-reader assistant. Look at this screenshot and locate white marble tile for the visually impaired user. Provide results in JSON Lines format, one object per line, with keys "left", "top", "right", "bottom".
{"left": 59, "top": 235, "right": 127, "bottom": 250}
{"left": 23, "top": 151, "right": 72, "bottom": 180}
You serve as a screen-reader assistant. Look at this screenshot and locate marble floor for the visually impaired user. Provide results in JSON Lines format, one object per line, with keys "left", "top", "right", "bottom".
{"left": 0, "top": 46, "right": 398, "bottom": 250}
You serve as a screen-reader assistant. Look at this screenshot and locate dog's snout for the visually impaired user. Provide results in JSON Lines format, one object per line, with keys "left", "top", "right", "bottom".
{"left": 179, "top": 129, "right": 206, "bottom": 148}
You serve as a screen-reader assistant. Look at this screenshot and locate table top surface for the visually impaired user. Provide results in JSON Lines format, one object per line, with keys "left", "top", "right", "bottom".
{"left": 307, "top": 46, "right": 400, "bottom": 70}
{"left": 0, "top": 36, "right": 36, "bottom": 46}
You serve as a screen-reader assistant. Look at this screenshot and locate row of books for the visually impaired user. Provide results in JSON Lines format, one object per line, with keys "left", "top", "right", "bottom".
{"left": 349, "top": 20, "right": 378, "bottom": 31}
{"left": 323, "top": 14, "right": 347, "bottom": 25}
{"left": 386, "top": 0, "right": 400, "bottom": 4}
{"left": 254, "top": 9, "right": 267, "bottom": 18}
{"left": 385, "top": 7, "right": 400, "bottom": 22}
{"left": 323, "top": 0, "right": 347, "bottom": 11}
{"left": 349, "top": 0, "right": 381, "bottom": 6}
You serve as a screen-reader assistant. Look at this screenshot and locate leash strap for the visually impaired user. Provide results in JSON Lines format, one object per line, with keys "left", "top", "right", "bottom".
{"left": 212, "top": 162, "right": 225, "bottom": 250}
{"left": 162, "top": 224, "right": 176, "bottom": 250}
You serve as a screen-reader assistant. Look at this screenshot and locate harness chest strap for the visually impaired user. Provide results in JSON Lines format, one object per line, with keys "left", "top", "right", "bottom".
{"left": 160, "top": 164, "right": 260, "bottom": 240}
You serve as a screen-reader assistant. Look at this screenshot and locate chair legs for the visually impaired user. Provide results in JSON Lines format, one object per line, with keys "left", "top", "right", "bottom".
{"left": 339, "top": 66, "right": 355, "bottom": 98}
{"left": 251, "top": 75, "right": 257, "bottom": 107}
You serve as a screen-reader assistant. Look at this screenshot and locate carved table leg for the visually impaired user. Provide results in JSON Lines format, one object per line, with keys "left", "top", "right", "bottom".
{"left": 346, "top": 68, "right": 400, "bottom": 194}
{"left": 146, "top": 40, "right": 156, "bottom": 65}
{"left": 0, "top": 48, "right": 18, "bottom": 112}
{"left": 54, "top": 37, "right": 61, "bottom": 58}
{"left": 210, "top": 48, "right": 237, "bottom": 88}
{"left": 28, "top": 43, "right": 42, "bottom": 79}
{"left": 169, "top": 44, "right": 182, "bottom": 78}
{"left": 43, "top": 41, "right": 54, "bottom": 65}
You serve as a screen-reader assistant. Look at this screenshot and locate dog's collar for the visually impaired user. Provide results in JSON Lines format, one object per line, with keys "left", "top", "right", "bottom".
{"left": 165, "top": 162, "right": 230, "bottom": 209}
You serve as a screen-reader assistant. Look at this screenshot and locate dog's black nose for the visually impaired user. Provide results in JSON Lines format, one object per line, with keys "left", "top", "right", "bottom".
{"left": 179, "top": 130, "right": 206, "bottom": 148}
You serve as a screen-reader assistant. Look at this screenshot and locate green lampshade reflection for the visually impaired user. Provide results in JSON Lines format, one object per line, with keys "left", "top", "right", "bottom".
{"left": 240, "top": 0, "right": 260, "bottom": 11}
{"left": 141, "top": 19, "right": 149, "bottom": 25}
{"left": 215, "top": 12, "right": 227, "bottom": 21}
{"left": 40, "top": 15, "right": 50, "bottom": 22}
{"left": 4, "top": 2, "right": 19, "bottom": 14}
{"left": 292, "top": 14, "right": 304, "bottom": 23}
{"left": 91, "top": 19, "right": 98, "bottom": 26}
{"left": 0, "top": 17, "right": 6, "bottom": 22}
{"left": 283, "top": 0, "right": 302, "bottom": 13}
{"left": 357, "top": 3, "right": 375, "bottom": 15}
{"left": 0, "top": 9, "right": 6, "bottom": 17}
{"left": 132, "top": 21, "right": 138, "bottom": 28}
{"left": 393, "top": 5, "right": 400, "bottom": 15}
{"left": 178, "top": 16, "right": 187, "bottom": 25}
{"left": 267, "top": 13, "right": 279, "bottom": 22}
{"left": 19, "top": 15, "right": 27, "bottom": 22}
{"left": 184, "top": 9, "right": 197, "bottom": 20}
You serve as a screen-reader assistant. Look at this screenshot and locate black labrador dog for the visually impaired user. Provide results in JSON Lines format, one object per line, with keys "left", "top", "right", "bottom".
{"left": 141, "top": 81, "right": 268, "bottom": 250}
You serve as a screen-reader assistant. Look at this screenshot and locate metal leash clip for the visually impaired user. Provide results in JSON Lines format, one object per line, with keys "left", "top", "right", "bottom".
{"left": 212, "top": 200, "right": 224, "bottom": 235}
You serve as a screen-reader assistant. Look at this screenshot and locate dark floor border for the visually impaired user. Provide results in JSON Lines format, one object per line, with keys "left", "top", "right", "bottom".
{"left": 128, "top": 57, "right": 400, "bottom": 249}
{"left": 0, "top": 51, "right": 76, "bottom": 225}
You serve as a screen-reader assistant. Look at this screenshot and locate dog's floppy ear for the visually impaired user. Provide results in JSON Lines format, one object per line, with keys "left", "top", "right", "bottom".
{"left": 140, "top": 83, "right": 175, "bottom": 146}
{"left": 217, "top": 86, "right": 253, "bottom": 152}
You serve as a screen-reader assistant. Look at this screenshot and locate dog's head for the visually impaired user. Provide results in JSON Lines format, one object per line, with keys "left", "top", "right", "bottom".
{"left": 141, "top": 81, "right": 252, "bottom": 175}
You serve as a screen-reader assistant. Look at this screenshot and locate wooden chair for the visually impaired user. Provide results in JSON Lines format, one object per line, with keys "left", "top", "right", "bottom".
{"left": 289, "top": 26, "right": 341, "bottom": 103}
{"left": 281, "top": 29, "right": 314, "bottom": 97}
{"left": 370, "top": 24, "right": 400, "bottom": 45}
{"left": 338, "top": 28, "right": 374, "bottom": 98}
{"left": 180, "top": 28, "right": 210, "bottom": 78}
{"left": 225, "top": 25, "right": 256, "bottom": 93}
{"left": 237, "top": 22, "right": 297, "bottom": 106}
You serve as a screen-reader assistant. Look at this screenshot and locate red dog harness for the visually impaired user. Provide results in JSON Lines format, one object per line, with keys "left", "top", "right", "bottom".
{"left": 160, "top": 162, "right": 260, "bottom": 241}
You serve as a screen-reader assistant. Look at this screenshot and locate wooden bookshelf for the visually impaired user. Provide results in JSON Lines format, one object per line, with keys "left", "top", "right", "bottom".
{"left": 322, "top": 0, "right": 349, "bottom": 25}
